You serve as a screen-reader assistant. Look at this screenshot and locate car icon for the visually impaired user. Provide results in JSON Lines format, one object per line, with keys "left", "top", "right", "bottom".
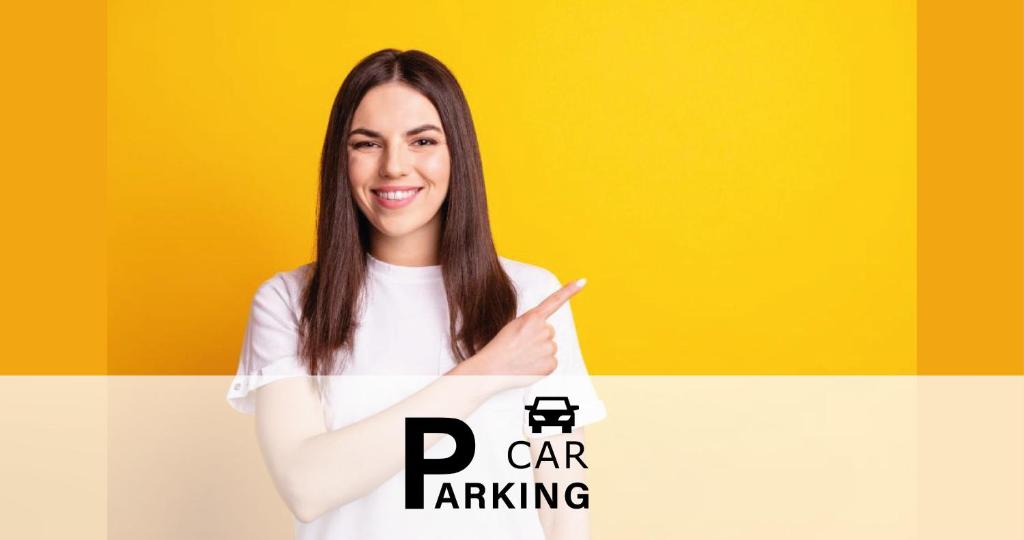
{"left": 525, "top": 396, "right": 579, "bottom": 433}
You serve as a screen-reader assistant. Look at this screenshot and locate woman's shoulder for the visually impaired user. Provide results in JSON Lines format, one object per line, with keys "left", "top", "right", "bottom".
{"left": 497, "top": 255, "right": 563, "bottom": 303}
{"left": 250, "top": 262, "right": 315, "bottom": 316}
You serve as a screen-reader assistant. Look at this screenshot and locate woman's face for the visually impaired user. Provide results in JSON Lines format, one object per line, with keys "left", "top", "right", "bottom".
{"left": 347, "top": 82, "right": 451, "bottom": 241}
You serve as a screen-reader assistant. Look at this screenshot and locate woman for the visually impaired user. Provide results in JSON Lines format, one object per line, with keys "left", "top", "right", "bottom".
{"left": 227, "top": 49, "right": 605, "bottom": 539}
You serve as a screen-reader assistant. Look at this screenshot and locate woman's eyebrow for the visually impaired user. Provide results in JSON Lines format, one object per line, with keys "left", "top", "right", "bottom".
{"left": 348, "top": 124, "right": 442, "bottom": 138}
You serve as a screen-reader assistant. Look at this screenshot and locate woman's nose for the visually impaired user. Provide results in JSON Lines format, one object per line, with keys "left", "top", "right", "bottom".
{"left": 379, "top": 144, "right": 410, "bottom": 178}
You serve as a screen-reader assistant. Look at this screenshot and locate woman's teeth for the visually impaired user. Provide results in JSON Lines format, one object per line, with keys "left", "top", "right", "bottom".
{"left": 375, "top": 189, "right": 419, "bottom": 200}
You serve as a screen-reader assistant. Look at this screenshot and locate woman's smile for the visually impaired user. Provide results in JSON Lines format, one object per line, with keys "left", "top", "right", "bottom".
{"left": 371, "top": 186, "right": 424, "bottom": 209}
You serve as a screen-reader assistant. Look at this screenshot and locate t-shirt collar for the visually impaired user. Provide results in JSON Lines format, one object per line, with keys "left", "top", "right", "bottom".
{"left": 366, "top": 252, "right": 444, "bottom": 283}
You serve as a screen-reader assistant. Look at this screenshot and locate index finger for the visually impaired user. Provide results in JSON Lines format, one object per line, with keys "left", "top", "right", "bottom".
{"left": 526, "top": 278, "right": 587, "bottom": 320}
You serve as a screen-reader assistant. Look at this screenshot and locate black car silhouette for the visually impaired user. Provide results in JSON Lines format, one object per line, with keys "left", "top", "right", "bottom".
{"left": 525, "top": 396, "right": 579, "bottom": 433}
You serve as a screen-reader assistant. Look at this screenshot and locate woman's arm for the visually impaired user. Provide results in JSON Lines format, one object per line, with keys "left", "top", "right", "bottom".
{"left": 254, "top": 278, "right": 584, "bottom": 523}
{"left": 254, "top": 358, "right": 499, "bottom": 523}
{"left": 532, "top": 428, "right": 590, "bottom": 539}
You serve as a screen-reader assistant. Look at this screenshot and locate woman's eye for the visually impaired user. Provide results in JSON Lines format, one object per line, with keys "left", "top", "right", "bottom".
{"left": 351, "top": 141, "right": 378, "bottom": 149}
{"left": 413, "top": 138, "right": 437, "bottom": 146}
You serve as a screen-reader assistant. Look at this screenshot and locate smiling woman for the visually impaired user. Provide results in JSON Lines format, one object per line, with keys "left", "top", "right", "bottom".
{"left": 226, "top": 49, "right": 605, "bottom": 539}
{"left": 305, "top": 50, "right": 518, "bottom": 376}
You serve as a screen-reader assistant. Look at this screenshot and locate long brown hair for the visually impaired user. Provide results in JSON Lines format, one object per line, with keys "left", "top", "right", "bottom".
{"left": 299, "top": 48, "right": 517, "bottom": 376}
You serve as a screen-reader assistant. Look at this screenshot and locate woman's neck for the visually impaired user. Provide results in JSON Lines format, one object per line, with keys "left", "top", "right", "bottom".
{"left": 369, "top": 215, "right": 442, "bottom": 267}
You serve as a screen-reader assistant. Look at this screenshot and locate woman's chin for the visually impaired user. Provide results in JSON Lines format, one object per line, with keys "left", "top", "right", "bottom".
{"left": 372, "top": 219, "right": 427, "bottom": 239}
{"left": 369, "top": 208, "right": 443, "bottom": 240}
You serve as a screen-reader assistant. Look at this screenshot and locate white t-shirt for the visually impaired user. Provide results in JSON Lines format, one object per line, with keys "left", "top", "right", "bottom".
{"left": 226, "top": 253, "right": 606, "bottom": 539}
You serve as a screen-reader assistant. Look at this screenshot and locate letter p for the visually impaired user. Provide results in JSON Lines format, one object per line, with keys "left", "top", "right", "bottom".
{"left": 405, "top": 417, "right": 475, "bottom": 509}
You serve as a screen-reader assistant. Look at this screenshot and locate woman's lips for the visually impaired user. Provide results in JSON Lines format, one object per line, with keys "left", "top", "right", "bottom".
{"left": 371, "top": 187, "right": 423, "bottom": 209}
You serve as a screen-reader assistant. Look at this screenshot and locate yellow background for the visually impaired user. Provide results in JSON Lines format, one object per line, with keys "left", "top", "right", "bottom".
{"left": 0, "top": 2, "right": 106, "bottom": 375}
{"left": 105, "top": 1, "right": 916, "bottom": 374}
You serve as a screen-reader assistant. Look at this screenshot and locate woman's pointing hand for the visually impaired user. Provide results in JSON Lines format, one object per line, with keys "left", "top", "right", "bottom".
{"left": 461, "top": 278, "right": 587, "bottom": 388}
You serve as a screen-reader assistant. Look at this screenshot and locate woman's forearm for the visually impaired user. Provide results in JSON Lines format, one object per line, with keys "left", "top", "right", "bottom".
{"left": 256, "top": 359, "right": 500, "bottom": 523}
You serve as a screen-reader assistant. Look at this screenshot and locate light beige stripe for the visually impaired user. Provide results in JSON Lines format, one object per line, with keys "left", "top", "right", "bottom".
{"left": 1, "top": 376, "right": 1020, "bottom": 539}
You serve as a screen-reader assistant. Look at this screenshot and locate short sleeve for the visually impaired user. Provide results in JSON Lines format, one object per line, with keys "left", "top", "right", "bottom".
{"left": 522, "top": 270, "right": 607, "bottom": 439}
{"left": 226, "top": 273, "right": 310, "bottom": 415}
